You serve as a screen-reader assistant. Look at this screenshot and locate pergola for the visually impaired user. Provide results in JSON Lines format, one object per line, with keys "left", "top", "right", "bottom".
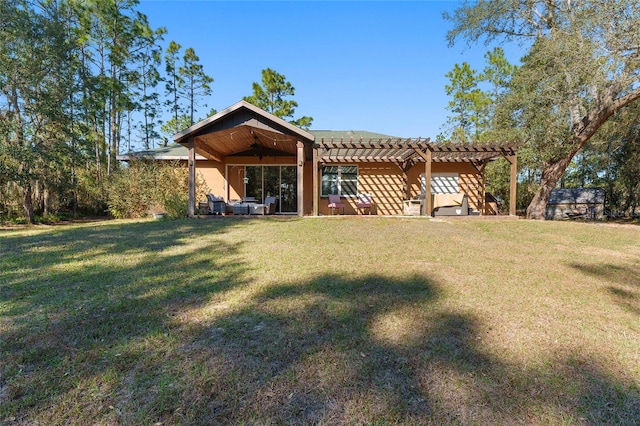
{"left": 315, "top": 138, "right": 518, "bottom": 216}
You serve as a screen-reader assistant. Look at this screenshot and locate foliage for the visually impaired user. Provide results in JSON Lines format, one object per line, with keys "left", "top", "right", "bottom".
{"left": 160, "top": 114, "right": 193, "bottom": 139}
{"left": 163, "top": 42, "right": 214, "bottom": 133}
{"left": 105, "top": 159, "right": 209, "bottom": 219}
{"left": 243, "top": 68, "right": 313, "bottom": 129}
{"left": 443, "top": 62, "right": 490, "bottom": 142}
{"left": 0, "top": 0, "right": 216, "bottom": 223}
{"left": 446, "top": 0, "right": 640, "bottom": 219}
{"left": 179, "top": 47, "right": 214, "bottom": 125}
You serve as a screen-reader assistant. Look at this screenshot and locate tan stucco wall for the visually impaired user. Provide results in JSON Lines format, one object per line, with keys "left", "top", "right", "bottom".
{"left": 406, "top": 162, "right": 482, "bottom": 212}
{"left": 196, "top": 160, "right": 225, "bottom": 202}
{"left": 191, "top": 158, "right": 482, "bottom": 216}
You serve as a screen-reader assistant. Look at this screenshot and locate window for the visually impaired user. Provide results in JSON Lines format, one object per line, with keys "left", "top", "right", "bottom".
{"left": 322, "top": 165, "right": 358, "bottom": 197}
{"left": 243, "top": 165, "right": 298, "bottom": 213}
{"left": 421, "top": 173, "right": 459, "bottom": 194}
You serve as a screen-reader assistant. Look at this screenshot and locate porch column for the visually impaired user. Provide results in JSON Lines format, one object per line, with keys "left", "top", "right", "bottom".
{"left": 188, "top": 137, "right": 196, "bottom": 218}
{"left": 480, "top": 169, "right": 486, "bottom": 215}
{"left": 297, "top": 141, "right": 304, "bottom": 217}
{"left": 475, "top": 162, "right": 486, "bottom": 216}
{"left": 424, "top": 149, "right": 432, "bottom": 216}
{"left": 507, "top": 154, "right": 518, "bottom": 216}
{"left": 312, "top": 144, "right": 319, "bottom": 216}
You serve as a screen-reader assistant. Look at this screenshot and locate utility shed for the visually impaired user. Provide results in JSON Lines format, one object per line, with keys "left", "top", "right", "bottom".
{"left": 545, "top": 188, "right": 606, "bottom": 220}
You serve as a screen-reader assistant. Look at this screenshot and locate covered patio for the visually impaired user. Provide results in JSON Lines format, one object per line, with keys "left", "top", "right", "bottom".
{"left": 174, "top": 101, "right": 518, "bottom": 217}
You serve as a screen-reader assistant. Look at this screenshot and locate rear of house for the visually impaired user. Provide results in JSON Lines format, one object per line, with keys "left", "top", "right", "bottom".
{"left": 119, "top": 101, "right": 518, "bottom": 217}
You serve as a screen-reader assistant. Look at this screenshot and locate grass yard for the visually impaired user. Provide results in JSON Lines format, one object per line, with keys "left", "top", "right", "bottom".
{"left": 1, "top": 217, "right": 639, "bottom": 425}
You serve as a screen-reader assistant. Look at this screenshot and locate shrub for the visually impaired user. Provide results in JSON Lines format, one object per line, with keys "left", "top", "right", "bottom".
{"left": 106, "top": 160, "right": 209, "bottom": 219}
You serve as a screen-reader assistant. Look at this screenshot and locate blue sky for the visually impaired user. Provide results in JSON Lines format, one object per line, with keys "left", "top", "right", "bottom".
{"left": 139, "top": 1, "right": 526, "bottom": 139}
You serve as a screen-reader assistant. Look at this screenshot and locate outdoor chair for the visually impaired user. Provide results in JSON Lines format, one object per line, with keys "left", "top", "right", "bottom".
{"left": 356, "top": 193, "right": 373, "bottom": 215}
{"left": 206, "top": 193, "right": 227, "bottom": 215}
{"left": 263, "top": 196, "right": 277, "bottom": 215}
{"left": 328, "top": 194, "right": 345, "bottom": 215}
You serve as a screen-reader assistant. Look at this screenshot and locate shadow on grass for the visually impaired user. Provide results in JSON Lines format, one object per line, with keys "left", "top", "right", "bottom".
{"left": 1, "top": 220, "right": 638, "bottom": 424}
{"left": 568, "top": 262, "right": 640, "bottom": 315}
{"left": 0, "top": 218, "right": 253, "bottom": 421}
{"left": 181, "top": 274, "right": 639, "bottom": 424}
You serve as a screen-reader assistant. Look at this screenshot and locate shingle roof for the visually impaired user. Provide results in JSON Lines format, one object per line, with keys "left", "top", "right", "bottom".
{"left": 116, "top": 144, "right": 205, "bottom": 161}
{"left": 309, "top": 130, "right": 398, "bottom": 141}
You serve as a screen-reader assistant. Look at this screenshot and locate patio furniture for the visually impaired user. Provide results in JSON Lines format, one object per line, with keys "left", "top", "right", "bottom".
{"left": 198, "top": 201, "right": 209, "bottom": 215}
{"left": 328, "top": 194, "right": 345, "bottom": 215}
{"left": 432, "top": 193, "right": 469, "bottom": 216}
{"left": 207, "top": 193, "right": 227, "bottom": 215}
{"left": 263, "top": 196, "right": 277, "bottom": 215}
{"left": 402, "top": 199, "right": 423, "bottom": 216}
{"left": 232, "top": 203, "right": 250, "bottom": 215}
{"left": 356, "top": 193, "right": 373, "bottom": 215}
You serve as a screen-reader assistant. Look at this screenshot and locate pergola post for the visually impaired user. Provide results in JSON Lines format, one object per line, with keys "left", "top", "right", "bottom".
{"left": 312, "top": 145, "right": 319, "bottom": 216}
{"left": 480, "top": 169, "right": 486, "bottom": 215}
{"left": 507, "top": 154, "right": 518, "bottom": 216}
{"left": 297, "top": 141, "right": 305, "bottom": 217}
{"left": 188, "top": 137, "right": 196, "bottom": 218}
{"left": 424, "top": 149, "right": 432, "bottom": 216}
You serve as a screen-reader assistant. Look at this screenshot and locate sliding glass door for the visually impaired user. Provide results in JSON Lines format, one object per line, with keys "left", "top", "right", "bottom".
{"left": 244, "top": 166, "right": 297, "bottom": 214}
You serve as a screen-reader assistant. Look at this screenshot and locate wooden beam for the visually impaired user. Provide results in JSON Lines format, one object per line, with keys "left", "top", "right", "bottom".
{"left": 188, "top": 137, "right": 196, "bottom": 218}
{"left": 297, "top": 141, "right": 304, "bottom": 217}
{"left": 312, "top": 144, "right": 319, "bottom": 216}
{"left": 194, "top": 137, "right": 225, "bottom": 163}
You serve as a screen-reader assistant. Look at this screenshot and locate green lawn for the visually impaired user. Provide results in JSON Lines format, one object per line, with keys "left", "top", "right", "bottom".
{"left": 1, "top": 217, "right": 639, "bottom": 425}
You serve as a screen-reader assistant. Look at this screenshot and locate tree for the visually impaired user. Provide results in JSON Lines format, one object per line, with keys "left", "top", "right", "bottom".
{"left": 443, "top": 62, "right": 490, "bottom": 142}
{"left": 480, "top": 47, "right": 517, "bottom": 123}
{"left": 164, "top": 41, "right": 184, "bottom": 132}
{"left": 0, "top": 0, "right": 167, "bottom": 222}
{"left": 178, "top": 47, "right": 214, "bottom": 126}
{"left": 131, "top": 23, "right": 166, "bottom": 150}
{"left": 243, "top": 68, "right": 313, "bottom": 129}
{"left": 446, "top": 0, "right": 640, "bottom": 219}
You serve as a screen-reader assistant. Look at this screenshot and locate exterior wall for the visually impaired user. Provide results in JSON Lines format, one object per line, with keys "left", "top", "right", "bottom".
{"left": 406, "top": 162, "right": 482, "bottom": 212}
{"left": 188, "top": 158, "right": 484, "bottom": 216}
{"left": 318, "top": 163, "right": 405, "bottom": 215}
{"left": 196, "top": 160, "right": 225, "bottom": 200}
{"left": 318, "top": 161, "right": 482, "bottom": 216}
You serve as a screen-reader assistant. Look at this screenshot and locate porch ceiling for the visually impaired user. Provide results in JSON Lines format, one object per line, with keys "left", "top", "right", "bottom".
{"left": 194, "top": 125, "right": 302, "bottom": 162}
{"left": 316, "top": 138, "right": 518, "bottom": 167}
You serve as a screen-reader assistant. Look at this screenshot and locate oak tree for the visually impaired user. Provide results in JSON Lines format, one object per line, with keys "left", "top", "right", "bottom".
{"left": 446, "top": 0, "right": 640, "bottom": 219}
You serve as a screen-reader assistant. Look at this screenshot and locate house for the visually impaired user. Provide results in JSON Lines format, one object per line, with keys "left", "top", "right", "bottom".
{"left": 120, "top": 100, "right": 518, "bottom": 217}
{"left": 545, "top": 188, "right": 606, "bottom": 220}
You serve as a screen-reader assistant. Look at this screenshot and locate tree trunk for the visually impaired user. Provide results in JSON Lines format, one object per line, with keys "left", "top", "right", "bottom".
{"left": 526, "top": 88, "right": 640, "bottom": 220}
{"left": 23, "top": 183, "right": 35, "bottom": 224}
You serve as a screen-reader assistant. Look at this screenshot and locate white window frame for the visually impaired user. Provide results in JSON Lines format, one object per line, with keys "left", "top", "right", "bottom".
{"left": 421, "top": 172, "right": 459, "bottom": 194}
{"left": 321, "top": 165, "right": 358, "bottom": 197}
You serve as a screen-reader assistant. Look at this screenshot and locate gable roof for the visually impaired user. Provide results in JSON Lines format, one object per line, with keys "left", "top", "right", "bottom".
{"left": 173, "top": 100, "right": 314, "bottom": 145}
{"left": 171, "top": 100, "right": 315, "bottom": 162}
